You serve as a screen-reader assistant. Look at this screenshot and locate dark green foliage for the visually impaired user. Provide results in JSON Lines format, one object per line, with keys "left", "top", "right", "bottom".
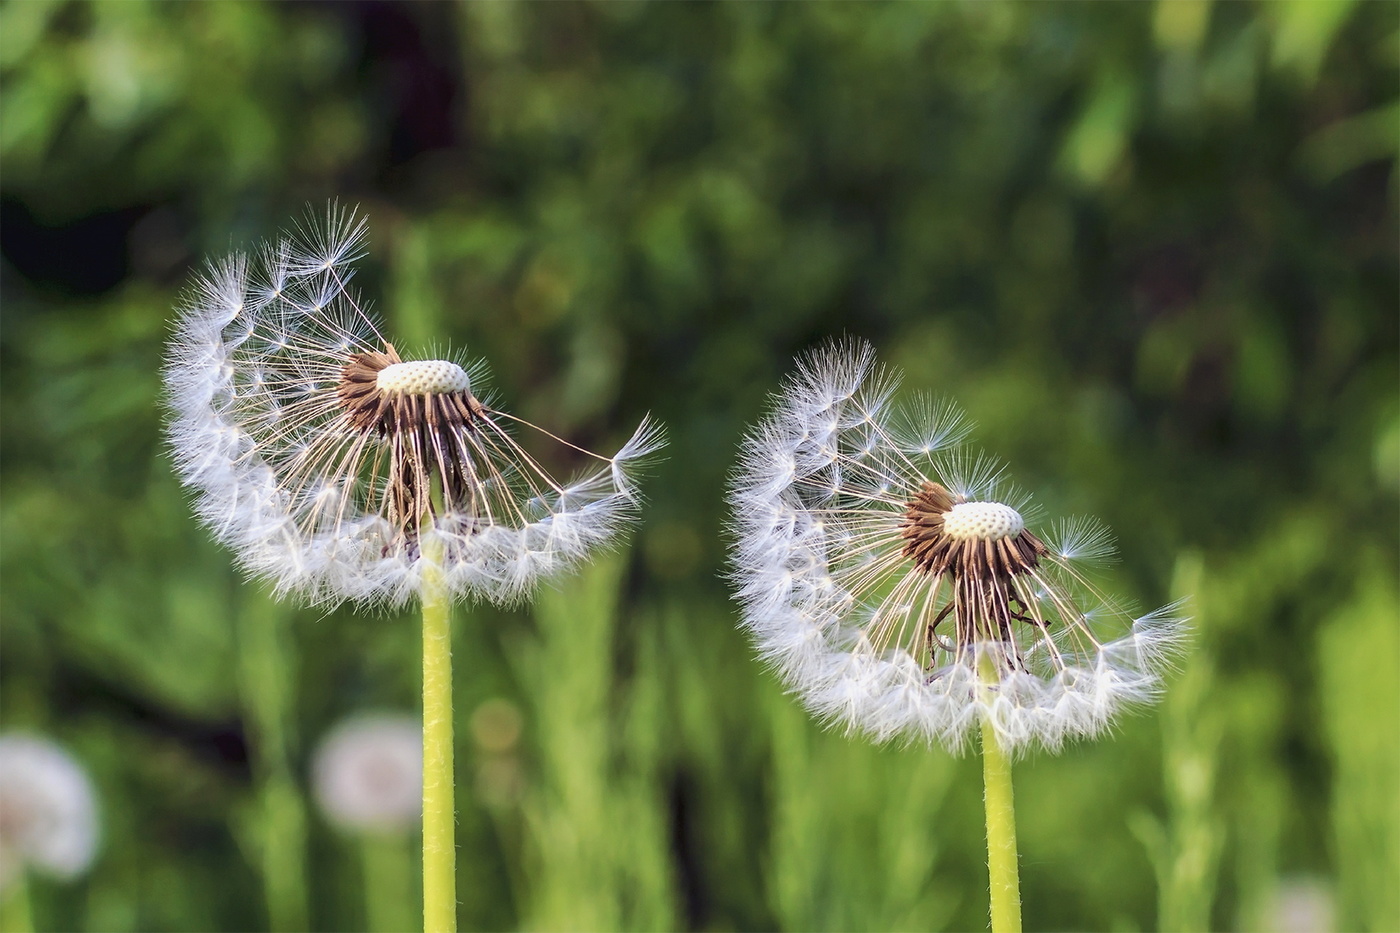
{"left": 2, "top": 2, "right": 1396, "bottom": 930}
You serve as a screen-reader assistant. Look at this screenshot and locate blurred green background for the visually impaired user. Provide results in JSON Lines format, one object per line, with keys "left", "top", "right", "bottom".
{"left": 1, "top": 2, "right": 1396, "bottom": 931}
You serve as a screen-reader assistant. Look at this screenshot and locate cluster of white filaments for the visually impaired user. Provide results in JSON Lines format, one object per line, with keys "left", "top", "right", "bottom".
{"left": 165, "top": 206, "right": 662, "bottom": 607}
{"left": 728, "top": 339, "right": 1187, "bottom": 753}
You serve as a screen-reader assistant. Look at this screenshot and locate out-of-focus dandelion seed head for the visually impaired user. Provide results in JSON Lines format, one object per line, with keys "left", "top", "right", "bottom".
{"left": 1266, "top": 876, "right": 1335, "bottom": 933}
{"left": 163, "top": 205, "right": 663, "bottom": 608}
{"left": 0, "top": 735, "right": 100, "bottom": 891}
{"left": 311, "top": 714, "right": 422, "bottom": 834}
{"left": 727, "top": 339, "right": 1189, "bottom": 754}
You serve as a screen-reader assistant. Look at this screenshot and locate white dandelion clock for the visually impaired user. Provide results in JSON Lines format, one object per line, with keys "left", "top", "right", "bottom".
{"left": 312, "top": 714, "right": 425, "bottom": 933}
{"left": 313, "top": 714, "right": 422, "bottom": 834}
{"left": 163, "top": 205, "right": 663, "bottom": 931}
{"left": 0, "top": 735, "right": 99, "bottom": 891}
{"left": 163, "top": 205, "right": 663, "bottom": 609}
{"left": 728, "top": 339, "right": 1188, "bottom": 755}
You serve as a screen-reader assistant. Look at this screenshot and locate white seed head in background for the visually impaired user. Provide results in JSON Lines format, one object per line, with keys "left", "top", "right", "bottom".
{"left": 0, "top": 735, "right": 100, "bottom": 891}
{"left": 164, "top": 205, "right": 664, "bottom": 608}
{"left": 312, "top": 714, "right": 422, "bottom": 834}
{"left": 727, "top": 339, "right": 1188, "bottom": 754}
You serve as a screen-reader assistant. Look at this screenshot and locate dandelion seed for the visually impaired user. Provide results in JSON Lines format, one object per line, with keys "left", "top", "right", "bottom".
{"left": 728, "top": 338, "right": 1188, "bottom": 755}
{"left": 312, "top": 714, "right": 423, "bottom": 834}
{"left": 0, "top": 735, "right": 99, "bottom": 891}
{"left": 163, "top": 205, "right": 663, "bottom": 608}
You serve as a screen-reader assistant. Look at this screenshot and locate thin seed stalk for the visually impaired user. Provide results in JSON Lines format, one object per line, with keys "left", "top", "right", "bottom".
{"left": 421, "top": 529, "right": 456, "bottom": 933}
{"left": 979, "top": 652, "right": 1022, "bottom": 933}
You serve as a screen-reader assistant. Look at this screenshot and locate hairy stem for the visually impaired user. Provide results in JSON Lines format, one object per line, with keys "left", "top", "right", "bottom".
{"left": 980, "top": 654, "right": 1022, "bottom": 933}
{"left": 421, "top": 531, "right": 456, "bottom": 933}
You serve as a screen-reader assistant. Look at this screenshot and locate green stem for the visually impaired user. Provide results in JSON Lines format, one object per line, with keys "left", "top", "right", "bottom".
{"left": 980, "top": 653, "right": 1022, "bottom": 933}
{"left": 1, "top": 873, "right": 33, "bottom": 933}
{"left": 421, "top": 533, "right": 457, "bottom": 933}
{"left": 238, "top": 598, "right": 309, "bottom": 933}
{"left": 262, "top": 775, "right": 310, "bottom": 932}
{"left": 363, "top": 834, "right": 414, "bottom": 933}
{"left": 982, "top": 716, "right": 1023, "bottom": 933}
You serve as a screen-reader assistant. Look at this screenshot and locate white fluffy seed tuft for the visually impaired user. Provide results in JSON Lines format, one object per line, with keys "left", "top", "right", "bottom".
{"left": 941, "top": 501, "right": 1024, "bottom": 541}
{"left": 312, "top": 714, "right": 421, "bottom": 833}
{"left": 376, "top": 360, "right": 471, "bottom": 396}
{"left": 726, "top": 338, "right": 1190, "bottom": 756}
{"left": 162, "top": 205, "right": 664, "bottom": 609}
{"left": 0, "top": 735, "right": 100, "bottom": 888}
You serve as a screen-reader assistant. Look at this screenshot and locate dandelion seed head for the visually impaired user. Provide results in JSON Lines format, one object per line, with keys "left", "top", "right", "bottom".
{"left": 0, "top": 735, "right": 99, "bottom": 890}
{"left": 312, "top": 715, "right": 421, "bottom": 834}
{"left": 164, "top": 205, "right": 662, "bottom": 608}
{"left": 727, "top": 338, "right": 1189, "bottom": 755}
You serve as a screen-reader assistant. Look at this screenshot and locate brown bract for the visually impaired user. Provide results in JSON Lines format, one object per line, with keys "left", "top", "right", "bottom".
{"left": 900, "top": 481, "right": 1051, "bottom": 661}
{"left": 336, "top": 343, "right": 488, "bottom": 540}
{"left": 900, "top": 482, "right": 1046, "bottom": 580}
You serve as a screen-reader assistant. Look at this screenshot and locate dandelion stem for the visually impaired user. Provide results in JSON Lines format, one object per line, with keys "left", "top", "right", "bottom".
{"left": 237, "top": 598, "right": 309, "bottom": 933}
{"left": 363, "top": 834, "right": 414, "bottom": 933}
{"left": 1, "top": 872, "right": 33, "bottom": 933}
{"left": 421, "top": 530, "right": 456, "bottom": 933}
{"left": 980, "top": 655, "right": 1022, "bottom": 933}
